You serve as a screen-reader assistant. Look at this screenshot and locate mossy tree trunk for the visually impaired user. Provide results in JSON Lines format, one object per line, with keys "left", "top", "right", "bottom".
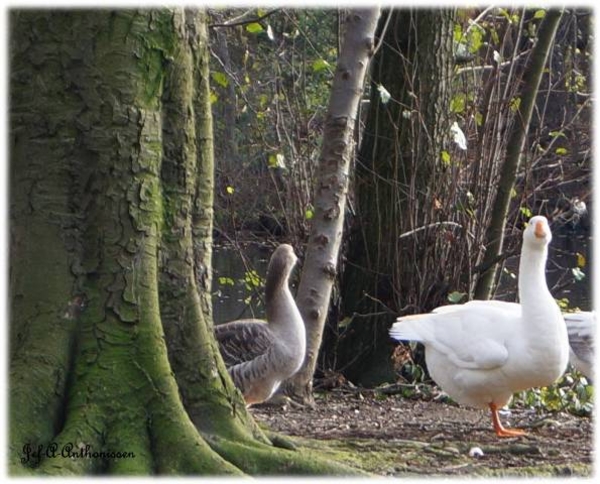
{"left": 336, "top": 8, "right": 457, "bottom": 386}
{"left": 9, "top": 9, "right": 359, "bottom": 476}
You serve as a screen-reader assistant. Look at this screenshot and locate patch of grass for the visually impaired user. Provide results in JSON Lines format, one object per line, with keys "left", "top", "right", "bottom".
{"left": 483, "top": 463, "right": 592, "bottom": 478}
{"left": 293, "top": 436, "right": 428, "bottom": 476}
{"left": 262, "top": 433, "right": 593, "bottom": 477}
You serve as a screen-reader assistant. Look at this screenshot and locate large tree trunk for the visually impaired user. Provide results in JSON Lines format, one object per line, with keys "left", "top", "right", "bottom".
{"left": 9, "top": 9, "right": 358, "bottom": 476}
{"left": 336, "top": 8, "right": 457, "bottom": 386}
{"left": 281, "top": 8, "right": 381, "bottom": 404}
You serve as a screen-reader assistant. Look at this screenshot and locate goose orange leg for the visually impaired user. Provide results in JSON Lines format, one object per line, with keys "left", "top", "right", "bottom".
{"left": 489, "top": 403, "right": 527, "bottom": 437}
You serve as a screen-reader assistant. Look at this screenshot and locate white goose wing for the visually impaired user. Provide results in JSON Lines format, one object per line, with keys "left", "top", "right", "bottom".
{"left": 431, "top": 300, "right": 521, "bottom": 316}
{"left": 390, "top": 301, "right": 519, "bottom": 370}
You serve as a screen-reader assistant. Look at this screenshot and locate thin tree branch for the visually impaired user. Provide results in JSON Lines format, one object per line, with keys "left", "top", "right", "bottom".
{"left": 209, "top": 9, "right": 279, "bottom": 29}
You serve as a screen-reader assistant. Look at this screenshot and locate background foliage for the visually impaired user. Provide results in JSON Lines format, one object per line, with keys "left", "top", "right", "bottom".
{"left": 207, "top": 8, "right": 592, "bottom": 410}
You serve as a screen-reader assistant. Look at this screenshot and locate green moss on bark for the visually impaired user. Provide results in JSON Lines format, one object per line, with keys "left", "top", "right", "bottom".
{"left": 10, "top": 8, "right": 358, "bottom": 476}
{"left": 9, "top": 9, "right": 82, "bottom": 467}
{"left": 209, "top": 437, "right": 366, "bottom": 476}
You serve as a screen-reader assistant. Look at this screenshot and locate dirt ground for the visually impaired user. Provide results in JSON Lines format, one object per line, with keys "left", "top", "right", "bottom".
{"left": 251, "top": 386, "right": 594, "bottom": 477}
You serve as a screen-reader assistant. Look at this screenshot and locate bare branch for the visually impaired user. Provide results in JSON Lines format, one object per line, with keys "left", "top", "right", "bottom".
{"left": 209, "top": 9, "right": 279, "bottom": 29}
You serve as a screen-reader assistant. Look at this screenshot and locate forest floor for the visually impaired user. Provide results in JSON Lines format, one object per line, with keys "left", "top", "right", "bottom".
{"left": 251, "top": 386, "right": 594, "bottom": 477}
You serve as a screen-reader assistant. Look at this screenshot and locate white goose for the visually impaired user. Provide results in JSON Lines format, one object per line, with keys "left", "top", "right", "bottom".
{"left": 390, "top": 216, "right": 569, "bottom": 437}
{"left": 215, "top": 244, "right": 306, "bottom": 406}
{"left": 564, "top": 311, "right": 595, "bottom": 380}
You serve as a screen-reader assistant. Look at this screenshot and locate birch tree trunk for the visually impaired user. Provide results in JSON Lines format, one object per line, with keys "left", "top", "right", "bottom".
{"left": 282, "top": 8, "right": 381, "bottom": 404}
{"left": 9, "top": 9, "right": 358, "bottom": 476}
{"left": 473, "top": 8, "right": 564, "bottom": 300}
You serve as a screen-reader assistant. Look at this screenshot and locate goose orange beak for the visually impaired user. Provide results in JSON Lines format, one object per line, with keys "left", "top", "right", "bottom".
{"left": 534, "top": 220, "right": 547, "bottom": 238}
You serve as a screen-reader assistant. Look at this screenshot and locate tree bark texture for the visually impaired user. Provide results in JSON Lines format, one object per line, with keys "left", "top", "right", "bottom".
{"left": 336, "top": 8, "right": 457, "bottom": 386}
{"left": 473, "top": 9, "right": 564, "bottom": 300}
{"left": 281, "top": 8, "right": 381, "bottom": 404}
{"left": 9, "top": 9, "right": 359, "bottom": 476}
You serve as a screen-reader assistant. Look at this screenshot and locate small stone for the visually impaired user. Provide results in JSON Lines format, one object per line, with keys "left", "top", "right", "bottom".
{"left": 469, "top": 446, "right": 484, "bottom": 458}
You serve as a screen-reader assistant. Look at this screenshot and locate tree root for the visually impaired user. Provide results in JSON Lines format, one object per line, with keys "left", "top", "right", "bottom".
{"left": 206, "top": 434, "right": 367, "bottom": 476}
{"left": 148, "top": 405, "right": 243, "bottom": 475}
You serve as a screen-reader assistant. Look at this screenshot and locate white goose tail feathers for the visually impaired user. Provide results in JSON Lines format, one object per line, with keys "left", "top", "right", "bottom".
{"left": 389, "top": 314, "right": 429, "bottom": 343}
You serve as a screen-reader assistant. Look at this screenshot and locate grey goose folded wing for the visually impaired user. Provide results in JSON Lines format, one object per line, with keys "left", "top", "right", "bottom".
{"left": 215, "top": 319, "right": 276, "bottom": 367}
{"left": 565, "top": 313, "right": 595, "bottom": 366}
{"left": 568, "top": 333, "right": 593, "bottom": 367}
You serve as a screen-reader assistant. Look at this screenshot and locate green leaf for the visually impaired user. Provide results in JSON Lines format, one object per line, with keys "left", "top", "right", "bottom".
{"left": 226, "top": 186, "right": 234, "bottom": 195}
{"left": 244, "top": 270, "right": 262, "bottom": 289}
{"left": 498, "top": 8, "right": 510, "bottom": 22}
{"left": 258, "top": 94, "right": 269, "bottom": 109}
{"left": 450, "top": 93, "right": 466, "bottom": 114}
{"left": 268, "top": 153, "right": 285, "bottom": 169}
{"left": 490, "top": 27, "right": 500, "bottom": 45}
{"left": 211, "top": 71, "right": 229, "bottom": 88}
{"left": 312, "top": 58, "right": 330, "bottom": 72}
{"left": 209, "top": 91, "right": 218, "bottom": 104}
{"left": 520, "top": 206, "right": 533, "bottom": 218}
{"left": 305, "top": 207, "right": 314, "bottom": 220}
{"left": 509, "top": 96, "right": 521, "bottom": 112}
{"left": 453, "top": 23, "right": 464, "bottom": 43}
{"left": 510, "top": 188, "right": 518, "bottom": 199}
{"left": 440, "top": 150, "right": 451, "bottom": 166}
{"left": 533, "top": 9, "right": 546, "bottom": 19}
{"left": 447, "top": 291, "right": 467, "bottom": 304}
{"left": 218, "top": 276, "right": 235, "bottom": 286}
{"left": 555, "top": 147, "right": 568, "bottom": 155}
{"left": 474, "top": 111, "right": 483, "bottom": 126}
{"left": 468, "top": 25, "right": 484, "bottom": 53}
{"left": 245, "top": 22, "right": 264, "bottom": 34}
{"left": 549, "top": 130, "right": 566, "bottom": 139}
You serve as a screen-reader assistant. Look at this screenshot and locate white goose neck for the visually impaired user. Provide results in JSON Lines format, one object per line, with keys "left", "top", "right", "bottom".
{"left": 518, "top": 243, "right": 552, "bottom": 308}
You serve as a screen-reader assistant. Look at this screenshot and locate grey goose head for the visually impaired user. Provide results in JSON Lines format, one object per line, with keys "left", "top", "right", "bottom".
{"left": 267, "top": 244, "right": 297, "bottom": 282}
